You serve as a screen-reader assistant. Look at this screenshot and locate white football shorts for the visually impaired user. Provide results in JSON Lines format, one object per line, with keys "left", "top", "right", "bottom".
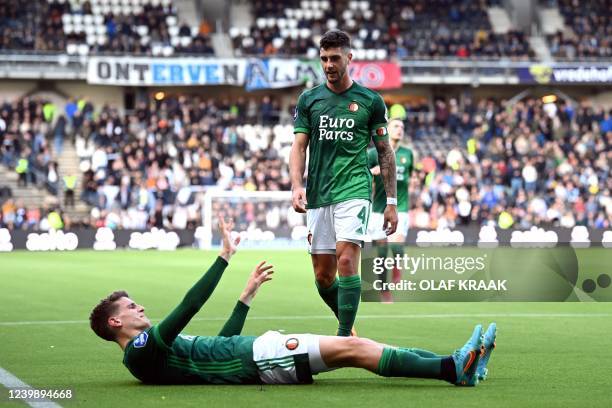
{"left": 306, "top": 199, "right": 371, "bottom": 254}
{"left": 252, "top": 330, "right": 333, "bottom": 384}
{"left": 367, "top": 211, "right": 409, "bottom": 241}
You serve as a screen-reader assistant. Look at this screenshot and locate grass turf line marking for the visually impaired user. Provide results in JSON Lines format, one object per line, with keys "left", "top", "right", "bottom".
{"left": 1, "top": 313, "right": 611, "bottom": 326}
{"left": 0, "top": 366, "right": 62, "bottom": 408}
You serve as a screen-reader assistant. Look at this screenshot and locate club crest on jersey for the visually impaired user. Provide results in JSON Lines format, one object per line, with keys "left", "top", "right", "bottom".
{"left": 285, "top": 338, "right": 299, "bottom": 350}
{"left": 348, "top": 102, "right": 359, "bottom": 112}
{"left": 401, "top": 157, "right": 407, "bottom": 164}
{"left": 376, "top": 127, "right": 387, "bottom": 136}
{"left": 134, "top": 332, "right": 148, "bottom": 348}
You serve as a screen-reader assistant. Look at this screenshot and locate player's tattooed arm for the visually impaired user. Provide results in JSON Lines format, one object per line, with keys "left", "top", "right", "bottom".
{"left": 374, "top": 139, "right": 397, "bottom": 198}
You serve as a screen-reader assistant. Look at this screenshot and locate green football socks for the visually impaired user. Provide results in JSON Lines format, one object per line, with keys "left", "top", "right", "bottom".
{"left": 316, "top": 278, "right": 339, "bottom": 318}
{"left": 377, "top": 347, "right": 456, "bottom": 383}
{"left": 402, "top": 347, "right": 444, "bottom": 359}
{"left": 337, "top": 275, "right": 361, "bottom": 336}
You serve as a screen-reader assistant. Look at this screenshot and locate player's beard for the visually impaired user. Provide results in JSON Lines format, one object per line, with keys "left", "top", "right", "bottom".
{"left": 326, "top": 65, "right": 347, "bottom": 84}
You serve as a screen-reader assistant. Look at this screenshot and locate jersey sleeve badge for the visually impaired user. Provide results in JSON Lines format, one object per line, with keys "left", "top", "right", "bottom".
{"left": 134, "top": 331, "right": 149, "bottom": 348}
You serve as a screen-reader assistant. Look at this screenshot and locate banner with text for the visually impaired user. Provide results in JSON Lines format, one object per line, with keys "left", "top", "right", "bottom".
{"left": 518, "top": 64, "right": 612, "bottom": 84}
{"left": 87, "top": 57, "right": 248, "bottom": 86}
{"left": 87, "top": 57, "right": 402, "bottom": 90}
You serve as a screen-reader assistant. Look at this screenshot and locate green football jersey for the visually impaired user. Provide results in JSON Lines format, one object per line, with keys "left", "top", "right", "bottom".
{"left": 293, "top": 81, "right": 389, "bottom": 209}
{"left": 123, "top": 327, "right": 259, "bottom": 384}
{"left": 367, "top": 145, "right": 414, "bottom": 213}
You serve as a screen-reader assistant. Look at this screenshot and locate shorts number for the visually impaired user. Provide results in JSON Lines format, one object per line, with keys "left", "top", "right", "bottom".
{"left": 357, "top": 206, "right": 367, "bottom": 229}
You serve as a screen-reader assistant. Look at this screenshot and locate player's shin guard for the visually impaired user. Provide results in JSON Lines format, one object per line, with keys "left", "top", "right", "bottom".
{"left": 376, "top": 347, "right": 455, "bottom": 383}
{"left": 316, "top": 278, "right": 339, "bottom": 318}
{"left": 337, "top": 275, "right": 361, "bottom": 336}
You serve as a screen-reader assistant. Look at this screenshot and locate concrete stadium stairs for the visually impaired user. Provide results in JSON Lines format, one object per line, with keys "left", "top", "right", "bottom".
{"left": 0, "top": 170, "right": 59, "bottom": 209}
{"left": 0, "top": 141, "right": 90, "bottom": 222}
{"left": 55, "top": 142, "right": 90, "bottom": 221}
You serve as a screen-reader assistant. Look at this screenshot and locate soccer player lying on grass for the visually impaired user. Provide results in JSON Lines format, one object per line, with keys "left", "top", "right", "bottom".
{"left": 90, "top": 217, "right": 497, "bottom": 386}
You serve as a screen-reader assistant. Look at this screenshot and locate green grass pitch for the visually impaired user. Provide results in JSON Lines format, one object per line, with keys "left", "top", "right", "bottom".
{"left": 1, "top": 249, "right": 611, "bottom": 407}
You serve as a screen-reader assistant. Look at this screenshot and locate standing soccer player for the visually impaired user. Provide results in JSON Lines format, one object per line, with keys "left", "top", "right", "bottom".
{"left": 290, "top": 30, "right": 398, "bottom": 336}
{"left": 367, "top": 118, "right": 414, "bottom": 302}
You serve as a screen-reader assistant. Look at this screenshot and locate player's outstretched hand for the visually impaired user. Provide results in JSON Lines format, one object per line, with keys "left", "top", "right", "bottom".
{"left": 239, "top": 261, "right": 274, "bottom": 306}
{"left": 292, "top": 187, "right": 307, "bottom": 213}
{"left": 219, "top": 216, "right": 241, "bottom": 261}
{"left": 383, "top": 205, "right": 398, "bottom": 236}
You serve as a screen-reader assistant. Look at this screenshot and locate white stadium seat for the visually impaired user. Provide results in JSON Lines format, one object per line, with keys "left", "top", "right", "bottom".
{"left": 168, "top": 26, "right": 179, "bottom": 37}
{"left": 77, "top": 44, "right": 90, "bottom": 55}
{"left": 272, "top": 37, "right": 284, "bottom": 48}
{"left": 66, "top": 43, "right": 78, "bottom": 54}
{"left": 137, "top": 25, "right": 149, "bottom": 36}
{"left": 151, "top": 44, "right": 163, "bottom": 55}
{"left": 376, "top": 49, "right": 388, "bottom": 59}
{"left": 229, "top": 27, "right": 240, "bottom": 38}
{"left": 242, "top": 37, "right": 254, "bottom": 48}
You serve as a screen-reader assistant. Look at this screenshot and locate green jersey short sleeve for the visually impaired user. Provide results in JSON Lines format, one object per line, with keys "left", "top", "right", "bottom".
{"left": 293, "top": 82, "right": 388, "bottom": 208}
{"left": 369, "top": 146, "right": 414, "bottom": 213}
{"left": 123, "top": 326, "right": 260, "bottom": 384}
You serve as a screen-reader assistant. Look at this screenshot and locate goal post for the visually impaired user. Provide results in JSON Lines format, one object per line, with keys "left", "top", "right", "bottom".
{"left": 198, "top": 190, "right": 307, "bottom": 250}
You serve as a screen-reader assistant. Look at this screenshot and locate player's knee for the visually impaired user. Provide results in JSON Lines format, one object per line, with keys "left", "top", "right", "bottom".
{"left": 336, "top": 254, "right": 355, "bottom": 273}
{"left": 342, "top": 337, "right": 372, "bottom": 361}
{"left": 314, "top": 271, "right": 336, "bottom": 288}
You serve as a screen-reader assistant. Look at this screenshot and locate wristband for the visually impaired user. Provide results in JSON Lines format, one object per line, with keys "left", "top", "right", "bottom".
{"left": 386, "top": 197, "right": 397, "bottom": 206}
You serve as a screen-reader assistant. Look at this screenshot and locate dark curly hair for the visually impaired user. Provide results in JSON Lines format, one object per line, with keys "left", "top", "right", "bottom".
{"left": 320, "top": 29, "right": 351, "bottom": 51}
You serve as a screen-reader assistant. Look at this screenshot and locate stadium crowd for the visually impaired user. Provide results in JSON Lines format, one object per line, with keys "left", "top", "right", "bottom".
{"left": 2, "top": 0, "right": 610, "bottom": 61}
{"left": 545, "top": 0, "right": 611, "bottom": 60}
{"left": 403, "top": 97, "right": 610, "bottom": 230}
{"left": 233, "top": 0, "right": 534, "bottom": 59}
{"left": 0, "top": 0, "right": 214, "bottom": 56}
{"left": 0, "top": 0, "right": 66, "bottom": 52}
{"left": 4, "top": 0, "right": 520, "bottom": 58}
{"left": 1, "top": 92, "right": 610, "bottom": 233}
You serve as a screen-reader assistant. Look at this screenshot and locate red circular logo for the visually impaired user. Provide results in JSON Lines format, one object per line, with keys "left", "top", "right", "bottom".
{"left": 348, "top": 102, "right": 359, "bottom": 112}
{"left": 285, "top": 338, "right": 299, "bottom": 350}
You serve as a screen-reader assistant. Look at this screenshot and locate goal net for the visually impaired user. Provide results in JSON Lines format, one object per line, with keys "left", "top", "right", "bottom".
{"left": 195, "top": 190, "right": 307, "bottom": 250}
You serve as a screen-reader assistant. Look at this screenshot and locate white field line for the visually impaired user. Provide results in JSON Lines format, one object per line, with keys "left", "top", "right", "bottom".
{"left": 0, "top": 366, "right": 62, "bottom": 408}
{"left": 0, "top": 313, "right": 611, "bottom": 327}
